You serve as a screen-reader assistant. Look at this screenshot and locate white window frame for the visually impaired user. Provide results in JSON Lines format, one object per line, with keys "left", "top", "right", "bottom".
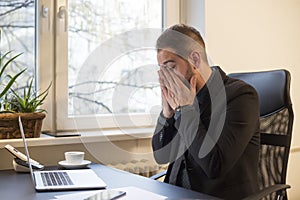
{"left": 38, "top": 0, "right": 180, "bottom": 133}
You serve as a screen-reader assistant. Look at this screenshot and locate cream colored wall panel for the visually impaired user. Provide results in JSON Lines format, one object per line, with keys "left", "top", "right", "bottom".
{"left": 205, "top": 0, "right": 300, "bottom": 148}
{"left": 287, "top": 150, "right": 300, "bottom": 199}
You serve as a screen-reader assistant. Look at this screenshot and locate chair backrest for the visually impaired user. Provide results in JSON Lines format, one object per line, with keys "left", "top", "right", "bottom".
{"left": 228, "top": 69, "right": 294, "bottom": 200}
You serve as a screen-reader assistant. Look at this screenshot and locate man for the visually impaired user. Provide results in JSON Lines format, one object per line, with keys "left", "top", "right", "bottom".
{"left": 152, "top": 24, "right": 260, "bottom": 199}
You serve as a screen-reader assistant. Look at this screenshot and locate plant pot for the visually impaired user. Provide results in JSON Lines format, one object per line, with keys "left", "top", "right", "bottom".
{"left": 0, "top": 113, "right": 46, "bottom": 139}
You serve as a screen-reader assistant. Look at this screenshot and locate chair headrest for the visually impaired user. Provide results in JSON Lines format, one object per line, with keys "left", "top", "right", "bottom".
{"left": 228, "top": 69, "right": 291, "bottom": 117}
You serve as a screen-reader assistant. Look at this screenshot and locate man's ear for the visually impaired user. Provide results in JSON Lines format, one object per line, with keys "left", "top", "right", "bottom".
{"left": 189, "top": 51, "right": 201, "bottom": 68}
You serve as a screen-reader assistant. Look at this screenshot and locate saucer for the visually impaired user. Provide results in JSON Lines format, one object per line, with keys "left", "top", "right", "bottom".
{"left": 58, "top": 160, "right": 91, "bottom": 169}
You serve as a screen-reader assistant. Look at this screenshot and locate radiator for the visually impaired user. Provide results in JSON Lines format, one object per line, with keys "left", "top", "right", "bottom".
{"left": 107, "top": 159, "right": 167, "bottom": 177}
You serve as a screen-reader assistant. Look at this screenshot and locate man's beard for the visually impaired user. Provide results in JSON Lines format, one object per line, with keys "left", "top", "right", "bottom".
{"left": 180, "top": 62, "right": 195, "bottom": 89}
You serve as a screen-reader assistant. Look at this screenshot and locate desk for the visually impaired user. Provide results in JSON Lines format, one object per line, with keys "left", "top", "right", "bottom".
{"left": 0, "top": 164, "right": 219, "bottom": 200}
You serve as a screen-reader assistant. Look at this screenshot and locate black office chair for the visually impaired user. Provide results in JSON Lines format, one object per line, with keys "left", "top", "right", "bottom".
{"left": 228, "top": 69, "right": 294, "bottom": 200}
{"left": 151, "top": 69, "right": 294, "bottom": 200}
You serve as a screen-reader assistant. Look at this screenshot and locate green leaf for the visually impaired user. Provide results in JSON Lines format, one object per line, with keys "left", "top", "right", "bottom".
{"left": 0, "top": 51, "right": 13, "bottom": 77}
{"left": 0, "top": 52, "right": 23, "bottom": 78}
{"left": 0, "top": 69, "right": 26, "bottom": 99}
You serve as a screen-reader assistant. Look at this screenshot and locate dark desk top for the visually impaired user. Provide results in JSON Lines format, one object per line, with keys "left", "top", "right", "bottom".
{"left": 0, "top": 164, "right": 219, "bottom": 200}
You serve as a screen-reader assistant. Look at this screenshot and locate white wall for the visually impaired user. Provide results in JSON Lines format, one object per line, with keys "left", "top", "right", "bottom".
{"left": 186, "top": 0, "right": 300, "bottom": 199}
{"left": 205, "top": 0, "right": 300, "bottom": 147}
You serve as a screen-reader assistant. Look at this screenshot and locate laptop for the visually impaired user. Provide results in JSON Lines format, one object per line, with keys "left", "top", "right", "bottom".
{"left": 18, "top": 116, "right": 107, "bottom": 191}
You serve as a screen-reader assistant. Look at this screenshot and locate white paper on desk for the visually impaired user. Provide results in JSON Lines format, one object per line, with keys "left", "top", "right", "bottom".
{"left": 54, "top": 186, "right": 167, "bottom": 200}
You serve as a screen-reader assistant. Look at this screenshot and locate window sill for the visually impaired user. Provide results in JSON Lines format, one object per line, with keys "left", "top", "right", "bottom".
{"left": 0, "top": 127, "right": 154, "bottom": 148}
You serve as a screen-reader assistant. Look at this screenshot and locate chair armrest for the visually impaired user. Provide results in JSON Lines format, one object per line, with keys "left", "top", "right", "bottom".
{"left": 150, "top": 170, "right": 167, "bottom": 180}
{"left": 242, "top": 184, "right": 291, "bottom": 200}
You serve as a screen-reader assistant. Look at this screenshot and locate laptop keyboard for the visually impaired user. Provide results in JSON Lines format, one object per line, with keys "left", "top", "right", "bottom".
{"left": 41, "top": 172, "right": 74, "bottom": 186}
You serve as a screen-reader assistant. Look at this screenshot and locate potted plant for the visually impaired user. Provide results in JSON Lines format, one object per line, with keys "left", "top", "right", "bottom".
{"left": 0, "top": 51, "right": 50, "bottom": 139}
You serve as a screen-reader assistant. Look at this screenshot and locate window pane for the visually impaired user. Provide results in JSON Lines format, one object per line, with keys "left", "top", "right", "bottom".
{"left": 68, "top": 0, "right": 162, "bottom": 116}
{"left": 0, "top": 0, "right": 35, "bottom": 88}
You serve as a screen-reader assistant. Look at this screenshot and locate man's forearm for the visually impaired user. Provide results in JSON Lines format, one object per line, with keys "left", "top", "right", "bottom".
{"left": 152, "top": 113, "right": 178, "bottom": 164}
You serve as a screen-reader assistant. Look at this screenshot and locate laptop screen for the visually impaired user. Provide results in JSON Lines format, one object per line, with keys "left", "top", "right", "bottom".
{"left": 18, "top": 116, "right": 36, "bottom": 185}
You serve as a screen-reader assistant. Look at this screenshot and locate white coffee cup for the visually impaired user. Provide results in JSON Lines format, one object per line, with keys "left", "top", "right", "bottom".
{"left": 64, "top": 151, "right": 85, "bottom": 164}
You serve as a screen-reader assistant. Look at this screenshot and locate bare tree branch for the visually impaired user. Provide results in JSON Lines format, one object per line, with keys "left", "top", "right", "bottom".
{"left": 0, "top": 0, "right": 34, "bottom": 17}
{"left": 0, "top": 24, "right": 34, "bottom": 28}
{"left": 69, "top": 80, "right": 158, "bottom": 90}
{"left": 73, "top": 95, "right": 112, "bottom": 113}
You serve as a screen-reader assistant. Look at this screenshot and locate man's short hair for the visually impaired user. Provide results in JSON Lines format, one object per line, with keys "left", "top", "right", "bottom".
{"left": 156, "top": 24, "right": 208, "bottom": 63}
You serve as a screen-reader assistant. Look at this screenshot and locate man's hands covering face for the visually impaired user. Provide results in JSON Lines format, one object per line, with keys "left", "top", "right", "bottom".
{"left": 158, "top": 67, "right": 197, "bottom": 118}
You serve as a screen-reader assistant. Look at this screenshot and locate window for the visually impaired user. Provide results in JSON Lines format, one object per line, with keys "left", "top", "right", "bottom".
{"left": 55, "top": 0, "right": 180, "bottom": 132}
{"left": 68, "top": 0, "right": 162, "bottom": 116}
{"left": 0, "top": 0, "right": 36, "bottom": 90}
{"left": 1, "top": 0, "right": 180, "bottom": 133}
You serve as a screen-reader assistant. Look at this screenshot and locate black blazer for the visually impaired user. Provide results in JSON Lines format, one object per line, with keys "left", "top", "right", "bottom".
{"left": 152, "top": 66, "right": 260, "bottom": 200}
